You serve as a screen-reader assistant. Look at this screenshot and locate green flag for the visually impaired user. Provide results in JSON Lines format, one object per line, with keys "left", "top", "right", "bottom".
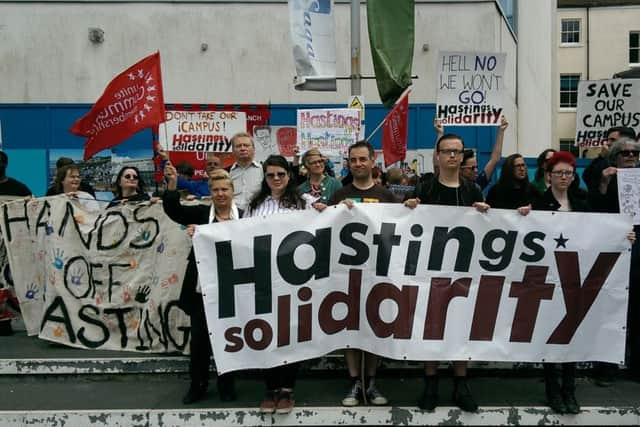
{"left": 367, "top": 0, "right": 415, "bottom": 108}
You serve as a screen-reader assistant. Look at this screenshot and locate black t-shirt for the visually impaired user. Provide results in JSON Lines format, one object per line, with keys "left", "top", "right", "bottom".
{"left": 329, "top": 183, "right": 397, "bottom": 205}
{"left": 0, "top": 177, "right": 31, "bottom": 197}
{"left": 420, "top": 180, "right": 483, "bottom": 207}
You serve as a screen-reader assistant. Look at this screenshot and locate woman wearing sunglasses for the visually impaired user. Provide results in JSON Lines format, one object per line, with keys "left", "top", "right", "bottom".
{"left": 244, "top": 155, "right": 306, "bottom": 414}
{"left": 108, "top": 166, "right": 150, "bottom": 208}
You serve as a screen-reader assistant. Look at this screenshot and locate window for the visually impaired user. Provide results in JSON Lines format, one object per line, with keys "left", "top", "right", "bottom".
{"left": 559, "top": 139, "right": 580, "bottom": 157}
{"left": 561, "top": 19, "right": 580, "bottom": 44}
{"left": 630, "top": 31, "right": 640, "bottom": 65}
{"left": 560, "top": 75, "right": 580, "bottom": 108}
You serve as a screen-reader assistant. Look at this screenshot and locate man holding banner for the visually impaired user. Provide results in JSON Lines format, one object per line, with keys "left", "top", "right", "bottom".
{"left": 326, "top": 141, "right": 397, "bottom": 407}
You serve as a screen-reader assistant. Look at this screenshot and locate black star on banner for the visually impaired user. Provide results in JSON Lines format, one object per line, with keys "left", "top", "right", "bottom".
{"left": 554, "top": 233, "right": 569, "bottom": 249}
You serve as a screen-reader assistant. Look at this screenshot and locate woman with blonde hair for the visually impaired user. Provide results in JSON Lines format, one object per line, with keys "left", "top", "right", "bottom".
{"left": 297, "top": 148, "right": 341, "bottom": 205}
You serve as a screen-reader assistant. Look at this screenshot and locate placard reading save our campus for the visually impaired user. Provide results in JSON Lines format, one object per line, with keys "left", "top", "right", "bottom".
{"left": 575, "top": 79, "right": 640, "bottom": 148}
{"left": 436, "top": 51, "right": 506, "bottom": 126}
{"left": 158, "top": 110, "right": 247, "bottom": 152}
{"left": 1, "top": 197, "right": 192, "bottom": 352}
{"left": 193, "top": 204, "right": 632, "bottom": 374}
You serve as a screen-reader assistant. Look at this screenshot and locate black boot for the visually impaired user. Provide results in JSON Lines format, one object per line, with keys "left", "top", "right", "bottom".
{"left": 182, "top": 383, "right": 207, "bottom": 404}
{"left": 453, "top": 377, "right": 478, "bottom": 412}
{"left": 217, "top": 373, "right": 236, "bottom": 402}
{"left": 544, "top": 364, "right": 566, "bottom": 414}
{"left": 418, "top": 375, "right": 438, "bottom": 411}
{"left": 562, "top": 363, "right": 580, "bottom": 414}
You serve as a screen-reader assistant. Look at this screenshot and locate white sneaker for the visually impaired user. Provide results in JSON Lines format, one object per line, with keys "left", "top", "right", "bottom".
{"left": 342, "top": 379, "right": 362, "bottom": 406}
{"left": 366, "top": 384, "right": 388, "bottom": 406}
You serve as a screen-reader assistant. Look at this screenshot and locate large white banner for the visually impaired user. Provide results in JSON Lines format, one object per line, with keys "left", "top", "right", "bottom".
{"left": 288, "top": 0, "right": 337, "bottom": 91}
{"left": 158, "top": 110, "right": 247, "bottom": 152}
{"left": 436, "top": 51, "right": 506, "bottom": 126}
{"left": 194, "top": 204, "right": 632, "bottom": 374}
{"left": 297, "top": 108, "right": 361, "bottom": 157}
{"left": 1, "top": 197, "right": 192, "bottom": 352}
{"left": 575, "top": 79, "right": 640, "bottom": 148}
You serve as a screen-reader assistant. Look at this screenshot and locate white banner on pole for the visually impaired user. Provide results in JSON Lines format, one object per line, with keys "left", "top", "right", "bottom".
{"left": 158, "top": 110, "right": 247, "bottom": 152}
{"left": 288, "top": 0, "right": 337, "bottom": 91}
{"left": 575, "top": 79, "right": 640, "bottom": 148}
{"left": 194, "top": 204, "right": 632, "bottom": 374}
{"left": 436, "top": 51, "right": 506, "bottom": 126}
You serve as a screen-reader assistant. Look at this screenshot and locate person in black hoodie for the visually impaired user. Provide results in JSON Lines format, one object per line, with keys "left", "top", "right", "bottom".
{"left": 163, "top": 163, "right": 240, "bottom": 404}
{"left": 486, "top": 153, "right": 540, "bottom": 210}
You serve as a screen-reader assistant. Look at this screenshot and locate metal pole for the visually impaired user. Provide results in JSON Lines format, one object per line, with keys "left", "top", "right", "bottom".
{"left": 350, "top": 0, "right": 361, "bottom": 96}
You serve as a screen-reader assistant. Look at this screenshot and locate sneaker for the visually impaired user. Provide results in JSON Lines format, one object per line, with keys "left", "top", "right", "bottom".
{"left": 418, "top": 376, "right": 438, "bottom": 411}
{"left": 366, "top": 384, "right": 388, "bottom": 406}
{"left": 341, "top": 379, "right": 362, "bottom": 406}
{"left": 562, "top": 390, "right": 580, "bottom": 414}
{"left": 547, "top": 389, "right": 566, "bottom": 414}
{"left": 260, "top": 390, "right": 278, "bottom": 414}
{"left": 453, "top": 378, "right": 478, "bottom": 412}
{"left": 182, "top": 385, "right": 206, "bottom": 404}
{"left": 275, "top": 390, "right": 295, "bottom": 414}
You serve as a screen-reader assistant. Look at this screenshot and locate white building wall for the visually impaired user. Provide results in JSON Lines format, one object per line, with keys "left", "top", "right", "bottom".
{"left": 0, "top": 1, "right": 554, "bottom": 156}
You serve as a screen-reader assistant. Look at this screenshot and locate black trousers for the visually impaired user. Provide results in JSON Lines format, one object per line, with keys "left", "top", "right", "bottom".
{"left": 189, "top": 296, "right": 213, "bottom": 388}
{"left": 264, "top": 363, "right": 299, "bottom": 391}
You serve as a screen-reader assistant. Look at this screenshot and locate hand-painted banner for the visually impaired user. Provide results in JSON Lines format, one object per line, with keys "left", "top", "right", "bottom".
{"left": 193, "top": 204, "right": 632, "bottom": 374}
{"left": 158, "top": 110, "right": 247, "bottom": 153}
{"left": 1, "top": 197, "right": 191, "bottom": 352}
{"left": 436, "top": 51, "right": 506, "bottom": 126}
{"left": 297, "top": 108, "right": 361, "bottom": 157}
{"left": 617, "top": 168, "right": 640, "bottom": 225}
{"left": 575, "top": 79, "right": 640, "bottom": 148}
{"left": 253, "top": 125, "right": 298, "bottom": 162}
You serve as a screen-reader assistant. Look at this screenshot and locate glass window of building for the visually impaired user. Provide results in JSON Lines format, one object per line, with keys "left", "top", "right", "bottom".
{"left": 560, "top": 75, "right": 580, "bottom": 108}
{"left": 630, "top": 31, "right": 640, "bottom": 65}
{"left": 561, "top": 19, "right": 580, "bottom": 44}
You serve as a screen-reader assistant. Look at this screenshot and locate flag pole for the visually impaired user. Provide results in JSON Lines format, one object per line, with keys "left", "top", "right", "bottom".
{"left": 365, "top": 87, "right": 412, "bottom": 142}
{"left": 350, "top": 0, "right": 361, "bottom": 96}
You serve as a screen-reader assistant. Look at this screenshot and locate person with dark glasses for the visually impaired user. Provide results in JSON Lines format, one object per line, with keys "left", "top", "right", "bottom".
{"left": 108, "top": 166, "right": 150, "bottom": 208}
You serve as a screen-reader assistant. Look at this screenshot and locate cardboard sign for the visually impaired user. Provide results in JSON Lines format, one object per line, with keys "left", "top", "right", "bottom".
{"left": 436, "top": 52, "right": 506, "bottom": 126}
{"left": 297, "top": 108, "right": 361, "bottom": 156}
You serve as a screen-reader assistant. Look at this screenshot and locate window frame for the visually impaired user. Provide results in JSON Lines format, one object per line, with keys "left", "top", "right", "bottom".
{"left": 630, "top": 31, "right": 640, "bottom": 66}
{"left": 559, "top": 74, "right": 581, "bottom": 110}
{"left": 560, "top": 19, "right": 581, "bottom": 46}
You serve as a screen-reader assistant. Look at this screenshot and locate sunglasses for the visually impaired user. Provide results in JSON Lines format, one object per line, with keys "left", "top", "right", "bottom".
{"left": 265, "top": 172, "right": 287, "bottom": 179}
{"left": 124, "top": 174, "right": 139, "bottom": 180}
{"left": 619, "top": 150, "right": 640, "bottom": 157}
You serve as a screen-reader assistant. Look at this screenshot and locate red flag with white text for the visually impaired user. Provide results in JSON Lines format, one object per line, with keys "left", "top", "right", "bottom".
{"left": 71, "top": 52, "right": 165, "bottom": 160}
{"left": 381, "top": 90, "right": 410, "bottom": 166}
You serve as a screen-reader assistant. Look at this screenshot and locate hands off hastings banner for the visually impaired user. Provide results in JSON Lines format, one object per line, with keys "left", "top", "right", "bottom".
{"left": 1, "top": 197, "right": 191, "bottom": 352}
{"left": 193, "top": 204, "right": 632, "bottom": 374}
{"left": 297, "top": 108, "right": 361, "bottom": 157}
{"left": 436, "top": 51, "right": 506, "bottom": 126}
{"left": 575, "top": 79, "right": 640, "bottom": 148}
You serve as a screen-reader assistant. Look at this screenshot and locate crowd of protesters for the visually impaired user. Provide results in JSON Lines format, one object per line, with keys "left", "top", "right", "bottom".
{"left": 0, "top": 123, "right": 638, "bottom": 415}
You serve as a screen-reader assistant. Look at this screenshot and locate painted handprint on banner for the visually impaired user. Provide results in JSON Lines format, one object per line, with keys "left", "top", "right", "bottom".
{"left": 51, "top": 249, "right": 65, "bottom": 270}
{"left": 135, "top": 285, "right": 151, "bottom": 303}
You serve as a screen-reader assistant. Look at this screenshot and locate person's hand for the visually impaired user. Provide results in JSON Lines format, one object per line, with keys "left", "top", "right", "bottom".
{"left": 434, "top": 118, "right": 444, "bottom": 135}
{"left": 158, "top": 148, "right": 169, "bottom": 161}
{"left": 404, "top": 198, "right": 420, "bottom": 209}
{"left": 187, "top": 224, "right": 196, "bottom": 238}
{"left": 627, "top": 230, "right": 636, "bottom": 244}
{"left": 312, "top": 202, "right": 327, "bottom": 212}
{"left": 150, "top": 197, "right": 160, "bottom": 204}
{"left": 517, "top": 204, "right": 531, "bottom": 216}
{"left": 164, "top": 163, "right": 178, "bottom": 190}
{"left": 472, "top": 201, "right": 490, "bottom": 213}
{"left": 340, "top": 199, "right": 355, "bottom": 209}
{"left": 601, "top": 167, "right": 618, "bottom": 180}
{"left": 65, "top": 191, "right": 79, "bottom": 197}
{"left": 499, "top": 116, "right": 509, "bottom": 132}
{"left": 185, "top": 194, "right": 196, "bottom": 201}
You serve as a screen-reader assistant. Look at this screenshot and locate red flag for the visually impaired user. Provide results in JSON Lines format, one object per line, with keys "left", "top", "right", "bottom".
{"left": 71, "top": 52, "right": 165, "bottom": 160}
{"left": 381, "top": 90, "right": 410, "bottom": 166}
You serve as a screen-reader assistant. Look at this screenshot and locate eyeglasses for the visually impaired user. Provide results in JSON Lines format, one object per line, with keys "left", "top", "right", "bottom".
{"left": 265, "top": 172, "right": 287, "bottom": 179}
{"left": 550, "top": 170, "right": 574, "bottom": 178}
{"left": 438, "top": 149, "right": 463, "bottom": 156}
{"left": 618, "top": 150, "right": 640, "bottom": 157}
{"left": 461, "top": 165, "right": 478, "bottom": 171}
{"left": 124, "top": 174, "right": 138, "bottom": 180}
